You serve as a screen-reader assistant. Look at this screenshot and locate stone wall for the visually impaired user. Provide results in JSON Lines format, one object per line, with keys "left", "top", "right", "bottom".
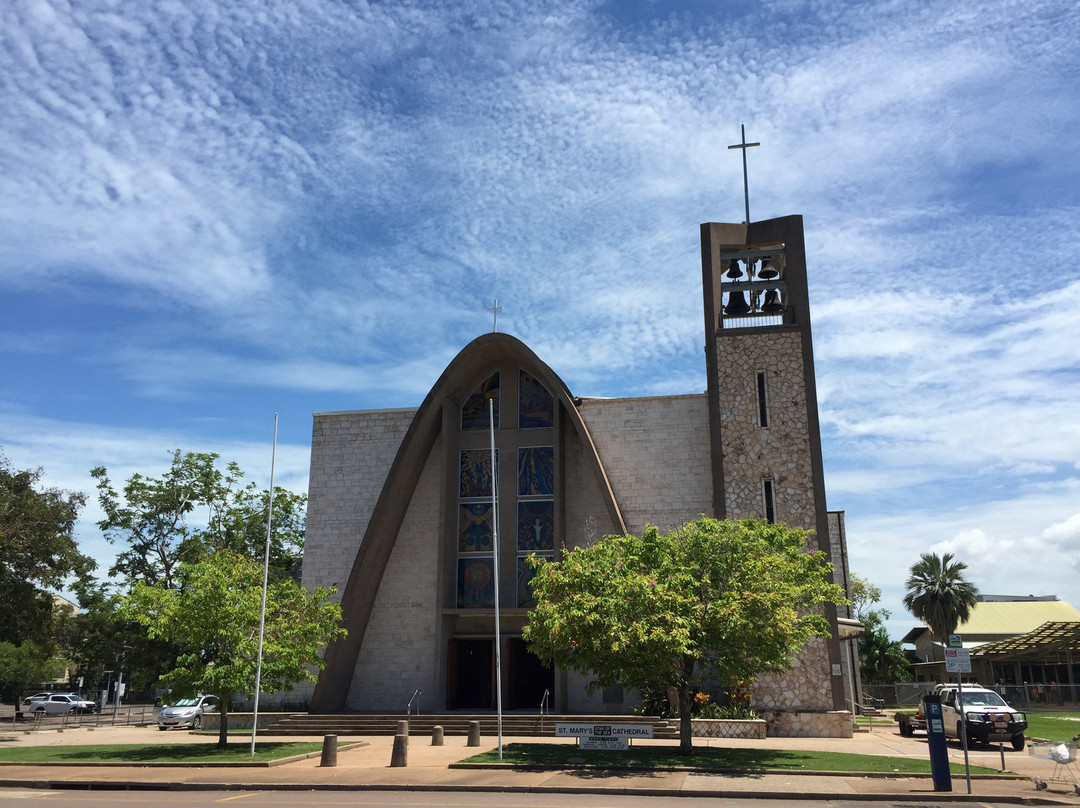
{"left": 692, "top": 718, "right": 767, "bottom": 739}
{"left": 346, "top": 436, "right": 442, "bottom": 710}
{"left": 753, "top": 637, "right": 836, "bottom": 712}
{"left": 762, "top": 709, "right": 853, "bottom": 738}
{"left": 561, "top": 423, "right": 624, "bottom": 547}
{"left": 302, "top": 408, "right": 416, "bottom": 596}
{"left": 302, "top": 407, "right": 440, "bottom": 711}
{"left": 714, "top": 329, "right": 839, "bottom": 716}
{"left": 577, "top": 394, "right": 712, "bottom": 536}
{"left": 715, "top": 330, "right": 816, "bottom": 540}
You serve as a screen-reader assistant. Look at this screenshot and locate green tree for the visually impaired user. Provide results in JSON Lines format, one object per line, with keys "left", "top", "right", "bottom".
{"left": 848, "top": 573, "right": 909, "bottom": 685}
{"left": 859, "top": 625, "right": 911, "bottom": 684}
{"left": 902, "top": 552, "right": 979, "bottom": 646}
{"left": 523, "top": 517, "right": 846, "bottom": 753}
{"left": 92, "top": 450, "right": 305, "bottom": 591}
{"left": 58, "top": 580, "right": 178, "bottom": 700}
{"left": 849, "top": 572, "right": 890, "bottom": 630}
{"left": 120, "top": 550, "right": 345, "bottom": 748}
{"left": 0, "top": 641, "right": 66, "bottom": 703}
{"left": 0, "top": 452, "right": 95, "bottom": 645}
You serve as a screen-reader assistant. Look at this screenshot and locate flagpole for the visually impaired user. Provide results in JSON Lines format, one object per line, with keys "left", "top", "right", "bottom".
{"left": 489, "top": 396, "right": 503, "bottom": 759}
{"left": 250, "top": 413, "right": 278, "bottom": 756}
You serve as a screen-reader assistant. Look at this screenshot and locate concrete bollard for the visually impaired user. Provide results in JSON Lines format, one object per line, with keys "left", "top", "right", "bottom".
{"left": 431, "top": 725, "right": 444, "bottom": 746}
{"left": 320, "top": 734, "right": 338, "bottom": 767}
{"left": 397, "top": 719, "right": 409, "bottom": 739}
{"left": 390, "top": 733, "right": 408, "bottom": 767}
{"left": 467, "top": 720, "right": 480, "bottom": 747}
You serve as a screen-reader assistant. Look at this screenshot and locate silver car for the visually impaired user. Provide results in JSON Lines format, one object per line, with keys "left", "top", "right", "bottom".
{"left": 156, "top": 694, "right": 219, "bottom": 730}
{"left": 28, "top": 693, "right": 98, "bottom": 715}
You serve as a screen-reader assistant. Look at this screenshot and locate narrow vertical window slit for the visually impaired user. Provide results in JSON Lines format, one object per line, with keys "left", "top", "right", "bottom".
{"left": 756, "top": 371, "right": 769, "bottom": 428}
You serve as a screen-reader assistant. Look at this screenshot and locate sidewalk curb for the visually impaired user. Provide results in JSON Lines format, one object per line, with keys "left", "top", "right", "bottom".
{"left": 0, "top": 777, "right": 1070, "bottom": 804}
{"left": 448, "top": 762, "right": 1031, "bottom": 780}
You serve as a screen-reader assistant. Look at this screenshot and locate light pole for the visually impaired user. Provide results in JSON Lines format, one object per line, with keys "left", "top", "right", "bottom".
{"left": 250, "top": 413, "right": 278, "bottom": 757}
{"left": 112, "top": 646, "right": 133, "bottom": 722}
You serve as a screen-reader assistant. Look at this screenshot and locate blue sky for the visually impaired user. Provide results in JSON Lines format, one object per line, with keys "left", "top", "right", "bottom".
{"left": 3, "top": 0, "right": 1078, "bottom": 639}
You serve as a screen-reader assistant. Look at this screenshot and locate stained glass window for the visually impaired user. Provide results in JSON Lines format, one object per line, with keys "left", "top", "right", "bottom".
{"left": 518, "top": 371, "right": 553, "bottom": 429}
{"left": 459, "top": 449, "right": 497, "bottom": 498}
{"left": 457, "top": 558, "right": 495, "bottom": 608}
{"left": 517, "top": 500, "right": 554, "bottom": 552}
{"left": 462, "top": 373, "right": 499, "bottom": 430}
{"left": 458, "top": 503, "right": 494, "bottom": 553}
{"left": 517, "top": 447, "right": 554, "bottom": 496}
{"left": 456, "top": 366, "right": 559, "bottom": 610}
{"left": 516, "top": 554, "right": 551, "bottom": 608}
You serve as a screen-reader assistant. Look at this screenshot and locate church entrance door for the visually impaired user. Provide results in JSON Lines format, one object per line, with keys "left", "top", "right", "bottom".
{"left": 507, "top": 637, "right": 554, "bottom": 709}
{"left": 447, "top": 638, "right": 493, "bottom": 709}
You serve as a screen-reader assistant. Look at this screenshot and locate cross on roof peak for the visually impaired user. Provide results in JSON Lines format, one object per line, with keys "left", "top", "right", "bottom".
{"left": 727, "top": 123, "right": 760, "bottom": 224}
{"left": 487, "top": 299, "right": 503, "bottom": 332}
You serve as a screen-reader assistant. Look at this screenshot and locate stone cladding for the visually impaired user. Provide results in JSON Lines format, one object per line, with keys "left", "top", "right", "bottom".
{"left": 715, "top": 331, "right": 816, "bottom": 543}
{"left": 714, "top": 329, "right": 837, "bottom": 728}
{"left": 692, "top": 718, "right": 767, "bottom": 739}
{"left": 753, "top": 637, "right": 835, "bottom": 712}
{"left": 347, "top": 438, "right": 442, "bottom": 709}
{"left": 561, "top": 425, "right": 623, "bottom": 547}
{"left": 302, "top": 408, "right": 416, "bottom": 597}
{"left": 576, "top": 395, "right": 712, "bottom": 536}
{"left": 762, "top": 709, "right": 853, "bottom": 738}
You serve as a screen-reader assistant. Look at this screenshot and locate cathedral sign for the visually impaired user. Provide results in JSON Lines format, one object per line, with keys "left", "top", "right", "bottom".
{"left": 556, "top": 722, "right": 654, "bottom": 750}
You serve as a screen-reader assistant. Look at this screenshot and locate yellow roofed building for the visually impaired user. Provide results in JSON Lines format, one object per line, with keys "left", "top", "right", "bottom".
{"left": 902, "top": 595, "right": 1080, "bottom": 706}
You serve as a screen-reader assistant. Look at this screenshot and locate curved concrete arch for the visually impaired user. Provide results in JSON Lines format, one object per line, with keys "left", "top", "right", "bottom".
{"left": 310, "top": 333, "right": 625, "bottom": 712}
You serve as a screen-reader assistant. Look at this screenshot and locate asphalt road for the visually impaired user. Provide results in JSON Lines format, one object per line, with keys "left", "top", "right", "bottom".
{"left": 0, "top": 790, "right": 1031, "bottom": 808}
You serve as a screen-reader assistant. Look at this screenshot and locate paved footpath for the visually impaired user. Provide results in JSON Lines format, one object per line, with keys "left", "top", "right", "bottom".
{"left": 1, "top": 724, "right": 1078, "bottom": 804}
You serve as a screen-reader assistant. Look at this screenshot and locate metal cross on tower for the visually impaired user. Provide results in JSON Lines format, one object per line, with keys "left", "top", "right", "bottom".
{"left": 487, "top": 299, "right": 503, "bottom": 332}
{"left": 727, "top": 123, "right": 760, "bottom": 223}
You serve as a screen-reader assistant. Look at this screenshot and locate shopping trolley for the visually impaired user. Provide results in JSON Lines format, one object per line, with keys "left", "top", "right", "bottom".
{"left": 1029, "top": 738, "right": 1080, "bottom": 795}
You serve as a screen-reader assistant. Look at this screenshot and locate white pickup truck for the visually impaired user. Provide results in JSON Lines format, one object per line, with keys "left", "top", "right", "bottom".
{"left": 937, "top": 683, "right": 1027, "bottom": 750}
{"left": 897, "top": 683, "right": 1028, "bottom": 751}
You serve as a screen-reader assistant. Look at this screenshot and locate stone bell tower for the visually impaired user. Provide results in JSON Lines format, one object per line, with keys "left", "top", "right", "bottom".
{"left": 700, "top": 215, "right": 846, "bottom": 714}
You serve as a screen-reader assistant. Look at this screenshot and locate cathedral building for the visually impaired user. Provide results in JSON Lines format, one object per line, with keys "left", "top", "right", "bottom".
{"left": 301, "top": 215, "right": 854, "bottom": 736}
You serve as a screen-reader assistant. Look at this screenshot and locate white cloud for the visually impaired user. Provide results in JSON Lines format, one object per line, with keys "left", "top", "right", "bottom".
{"left": 847, "top": 478, "right": 1080, "bottom": 638}
{"left": 2, "top": 0, "right": 1079, "bottom": 635}
{"left": 0, "top": 410, "right": 312, "bottom": 583}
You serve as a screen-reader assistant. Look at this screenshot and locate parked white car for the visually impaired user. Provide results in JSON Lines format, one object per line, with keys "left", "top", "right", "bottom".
{"left": 156, "top": 695, "right": 219, "bottom": 730}
{"left": 28, "top": 693, "right": 98, "bottom": 715}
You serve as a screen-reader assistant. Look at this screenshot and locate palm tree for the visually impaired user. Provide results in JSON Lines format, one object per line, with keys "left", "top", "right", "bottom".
{"left": 902, "top": 552, "right": 979, "bottom": 646}
{"left": 859, "top": 625, "right": 912, "bottom": 684}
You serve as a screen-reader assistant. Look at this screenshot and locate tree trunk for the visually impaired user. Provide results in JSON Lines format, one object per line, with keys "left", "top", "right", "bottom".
{"left": 677, "top": 654, "right": 696, "bottom": 755}
{"left": 217, "top": 693, "right": 229, "bottom": 749}
{"left": 678, "top": 684, "right": 693, "bottom": 754}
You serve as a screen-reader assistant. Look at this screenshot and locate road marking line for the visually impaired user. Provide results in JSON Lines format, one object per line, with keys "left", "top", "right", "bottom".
{"left": 214, "top": 793, "right": 265, "bottom": 803}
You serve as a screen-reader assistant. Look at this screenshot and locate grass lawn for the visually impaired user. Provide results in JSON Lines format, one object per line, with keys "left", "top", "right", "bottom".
{"left": 888, "top": 709, "right": 1080, "bottom": 744}
{"left": 462, "top": 743, "right": 1005, "bottom": 775}
{"left": 0, "top": 742, "right": 323, "bottom": 764}
{"left": 1024, "top": 712, "right": 1080, "bottom": 742}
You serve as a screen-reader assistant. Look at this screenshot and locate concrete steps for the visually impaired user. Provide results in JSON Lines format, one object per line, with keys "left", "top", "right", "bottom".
{"left": 260, "top": 713, "right": 680, "bottom": 739}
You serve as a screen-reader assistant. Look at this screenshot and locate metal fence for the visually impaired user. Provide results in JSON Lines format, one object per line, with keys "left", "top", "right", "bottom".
{"left": 863, "top": 683, "right": 931, "bottom": 708}
{"left": 863, "top": 682, "right": 1080, "bottom": 709}
{"left": 0, "top": 702, "right": 157, "bottom": 733}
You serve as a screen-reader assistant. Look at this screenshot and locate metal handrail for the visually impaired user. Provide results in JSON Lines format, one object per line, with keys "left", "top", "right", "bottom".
{"left": 537, "top": 688, "right": 550, "bottom": 733}
{"left": 406, "top": 689, "right": 422, "bottom": 722}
